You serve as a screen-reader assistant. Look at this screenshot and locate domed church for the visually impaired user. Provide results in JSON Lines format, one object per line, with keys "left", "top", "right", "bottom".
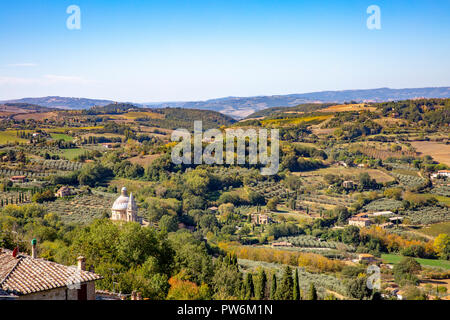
{"left": 111, "top": 187, "right": 138, "bottom": 222}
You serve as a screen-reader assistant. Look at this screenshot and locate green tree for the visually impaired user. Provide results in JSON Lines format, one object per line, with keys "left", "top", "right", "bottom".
{"left": 255, "top": 269, "right": 267, "bottom": 300}
{"left": 293, "top": 268, "right": 300, "bottom": 300}
{"left": 393, "top": 257, "right": 421, "bottom": 285}
{"left": 244, "top": 273, "right": 254, "bottom": 300}
{"left": 308, "top": 283, "right": 318, "bottom": 300}
{"left": 276, "top": 266, "right": 294, "bottom": 300}
{"left": 270, "top": 274, "right": 277, "bottom": 300}
{"left": 159, "top": 215, "right": 179, "bottom": 233}
{"left": 433, "top": 234, "right": 450, "bottom": 259}
{"left": 347, "top": 276, "right": 372, "bottom": 300}
{"left": 266, "top": 197, "right": 279, "bottom": 211}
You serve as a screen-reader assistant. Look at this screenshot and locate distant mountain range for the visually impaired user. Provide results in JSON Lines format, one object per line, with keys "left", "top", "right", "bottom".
{"left": 1, "top": 96, "right": 116, "bottom": 110}
{"left": 3, "top": 87, "right": 450, "bottom": 119}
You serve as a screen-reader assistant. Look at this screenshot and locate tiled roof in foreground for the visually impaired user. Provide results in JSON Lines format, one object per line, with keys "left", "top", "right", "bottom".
{"left": 0, "top": 248, "right": 102, "bottom": 296}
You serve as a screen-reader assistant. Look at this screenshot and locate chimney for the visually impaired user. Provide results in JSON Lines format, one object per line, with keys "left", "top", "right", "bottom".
{"left": 77, "top": 256, "right": 86, "bottom": 271}
{"left": 31, "top": 239, "right": 37, "bottom": 259}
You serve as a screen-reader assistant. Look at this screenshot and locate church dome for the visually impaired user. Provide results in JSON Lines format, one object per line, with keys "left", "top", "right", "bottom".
{"left": 112, "top": 187, "right": 130, "bottom": 211}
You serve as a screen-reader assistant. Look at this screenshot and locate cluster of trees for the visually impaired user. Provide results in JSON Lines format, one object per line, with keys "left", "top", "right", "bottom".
{"left": 0, "top": 203, "right": 246, "bottom": 300}
{"left": 378, "top": 98, "right": 450, "bottom": 127}
{"left": 335, "top": 119, "right": 382, "bottom": 140}
{"left": 81, "top": 135, "right": 122, "bottom": 145}
{"left": 281, "top": 153, "right": 324, "bottom": 172}
{"left": 219, "top": 242, "right": 343, "bottom": 273}
{"left": 32, "top": 190, "right": 56, "bottom": 203}
{"left": 240, "top": 266, "right": 319, "bottom": 300}
{"left": 0, "top": 149, "right": 26, "bottom": 163}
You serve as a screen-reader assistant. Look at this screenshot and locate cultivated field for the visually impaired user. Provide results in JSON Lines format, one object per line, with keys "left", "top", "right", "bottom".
{"left": 382, "top": 254, "right": 450, "bottom": 270}
{"left": 128, "top": 154, "right": 161, "bottom": 166}
{"left": 318, "top": 104, "right": 377, "bottom": 113}
{"left": 418, "top": 222, "right": 450, "bottom": 237}
{"left": 410, "top": 141, "right": 450, "bottom": 166}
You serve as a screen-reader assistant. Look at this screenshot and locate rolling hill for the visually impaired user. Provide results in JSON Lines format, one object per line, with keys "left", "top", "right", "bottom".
{"left": 3, "top": 86, "right": 450, "bottom": 119}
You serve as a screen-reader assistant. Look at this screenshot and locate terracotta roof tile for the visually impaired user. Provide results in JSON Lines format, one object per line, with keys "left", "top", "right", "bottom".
{"left": 0, "top": 249, "right": 102, "bottom": 296}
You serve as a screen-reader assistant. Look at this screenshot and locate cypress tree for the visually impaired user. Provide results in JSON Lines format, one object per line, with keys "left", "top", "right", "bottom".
{"left": 308, "top": 283, "right": 318, "bottom": 300}
{"left": 255, "top": 269, "right": 267, "bottom": 300}
{"left": 244, "top": 273, "right": 254, "bottom": 300}
{"left": 277, "top": 266, "right": 294, "bottom": 300}
{"left": 293, "top": 268, "right": 300, "bottom": 300}
{"left": 270, "top": 274, "right": 277, "bottom": 300}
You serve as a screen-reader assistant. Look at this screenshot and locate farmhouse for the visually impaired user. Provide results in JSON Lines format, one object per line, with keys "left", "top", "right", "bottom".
{"left": 431, "top": 170, "right": 450, "bottom": 179}
{"left": 372, "top": 211, "right": 394, "bottom": 217}
{"left": 10, "top": 176, "right": 26, "bottom": 183}
{"left": 342, "top": 180, "right": 356, "bottom": 189}
{"left": 348, "top": 217, "right": 372, "bottom": 228}
{"left": 55, "top": 186, "right": 74, "bottom": 198}
{"left": 272, "top": 241, "right": 293, "bottom": 247}
{"left": 358, "top": 253, "right": 378, "bottom": 263}
{"left": 354, "top": 212, "right": 369, "bottom": 218}
{"left": 389, "top": 216, "right": 404, "bottom": 224}
{"left": 0, "top": 241, "right": 102, "bottom": 300}
{"left": 251, "top": 213, "right": 271, "bottom": 225}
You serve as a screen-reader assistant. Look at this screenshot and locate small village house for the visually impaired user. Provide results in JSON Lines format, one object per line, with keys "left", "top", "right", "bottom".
{"left": 9, "top": 176, "right": 27, "bottom": 183}
{"left": 0, "top": 240, "right": 102, "bottom": 300}
{"left": 348, "top": 215, "right": 372, "bottom": 228}
{"left": 431, "top": 170, "right": 450, "bottom": 179}
{"left": 358, "top": 253, "right": 378, "bottom": 264}
{"left": 342, "top": 180, "right": 355, "bottom": 189}
{"left": 55, "top": 186, "right": 74, "bottom": 198}
{"left": 251, "top": 213, "right": 271, "bottom": 225}
{"left": 272, "top": 241, "right": 293, "bottom": 248}
{"left": 372, "top": 211, "right": 394, "bottom": 217}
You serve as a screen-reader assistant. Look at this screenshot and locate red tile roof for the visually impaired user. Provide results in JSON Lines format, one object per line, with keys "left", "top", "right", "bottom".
{"left": 0, "top": 249, "right": 102, "bottom": 296}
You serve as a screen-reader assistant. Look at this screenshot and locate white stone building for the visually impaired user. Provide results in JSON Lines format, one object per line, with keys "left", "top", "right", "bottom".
{"left": 111, "top": 187, "right": 138, "bottom": 222}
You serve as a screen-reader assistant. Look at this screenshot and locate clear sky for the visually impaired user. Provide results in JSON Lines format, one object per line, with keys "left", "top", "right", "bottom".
{"left": 0, "top": 0, "right": 449, "bottom": 102}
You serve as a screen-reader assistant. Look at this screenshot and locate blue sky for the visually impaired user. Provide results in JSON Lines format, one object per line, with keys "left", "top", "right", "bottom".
{"left": 0, "top": 0, "right": 449, "bottom": 102}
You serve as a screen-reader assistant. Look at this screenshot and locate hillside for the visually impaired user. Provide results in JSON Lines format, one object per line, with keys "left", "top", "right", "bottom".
{"left": 4, "top": 87, "right": 449, "bottom": 119}
{"left": 1, "top": 96, "right": 116, "bottom": 110}
{"left": 145, "top": 87, "right": 450, "bottom": 118}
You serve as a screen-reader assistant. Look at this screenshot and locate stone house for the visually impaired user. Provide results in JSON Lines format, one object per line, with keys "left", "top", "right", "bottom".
{"left": 0, "top": 244, "right": 102, "bottom": 300}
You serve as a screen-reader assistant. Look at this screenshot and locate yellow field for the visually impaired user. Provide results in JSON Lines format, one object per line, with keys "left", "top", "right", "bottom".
{"left": 0, "top": 131, "right": 27, "bottom": 144}
{"left": 261, "top": 115, "right": 331, "bottom": 127}
{"left": 410, "top": 141, "right": 450, "bottom": 166}
{"left": 109, "top": 111, "right": 163, "bottom": 120}
{"left": 319, "top": 104, "right": 377, "bottom": 113}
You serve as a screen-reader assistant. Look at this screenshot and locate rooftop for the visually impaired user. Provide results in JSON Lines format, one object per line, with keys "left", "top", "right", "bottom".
{"left": 0, "top": 248, "right": 102, "bottom": 297}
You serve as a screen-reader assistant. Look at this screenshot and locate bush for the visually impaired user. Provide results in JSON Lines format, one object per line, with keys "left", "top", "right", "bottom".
{"left": 32, "top": 190, "right": 56, "bottom": 203}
